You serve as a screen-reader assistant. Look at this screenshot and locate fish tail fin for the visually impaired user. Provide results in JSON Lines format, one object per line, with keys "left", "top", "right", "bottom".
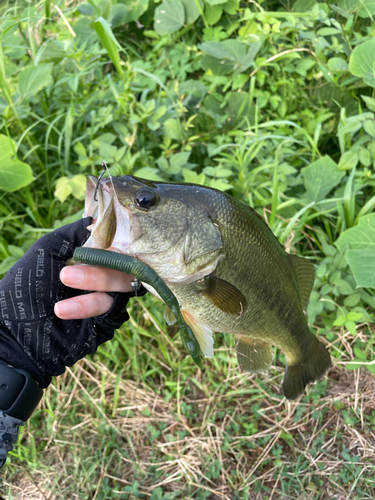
{"left": 283, "top": 337, "right": 331, "bottom": 400}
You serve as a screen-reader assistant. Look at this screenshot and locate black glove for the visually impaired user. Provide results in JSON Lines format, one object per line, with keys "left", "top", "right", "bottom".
{"left": 0, "top": 217, "right": 144, "bottom": 388}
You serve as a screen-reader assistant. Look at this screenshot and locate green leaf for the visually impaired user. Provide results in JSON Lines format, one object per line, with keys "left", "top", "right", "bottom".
{"left": 134, "top": 167, "right": 164, "bottom": 181}
{"left": 121, "top": 0, "right": 149, "bottom": 22}
{"left": 337, "top": 0, "right": 375, "bottom": 17}
{"left": 349, "top": 39, "right": 375, "bottom": 87}
{"left": 108, "top": 4, "right": 128, "bottom": 28}
{"left": 154, "top": 1, "right": 185, "bottom": 35}
{"left": 181, "top": 0, "right": 200, "bottom": 24}
{"left": 70, "top": 174, "right": 87, "bottom": 200}
{"left": 346, "top": 249, "right": 375, "bottom": 288}
{"left": 301, "top": 155, "right": 344, "bottom": 203}
{"left": 336, "top": 214, "right": 375, "bottom": 288}
{"left": 18, "top": 63, "right": 53, "bottom": 99}
{"left": 359, "top": 148, "right": 371, "bottom": 166}
{"left": 205, "top": 4, "right": 222, "bottom": 24}
{"left": 205, "top": 0, "right": 226, "bottom": 4}
{"left": 163, "top": 118, "right": 185, "bottom": 140}
{"left": 54, "top": 177, "right": 72, "bottom": 203}
{"left": 0, "top": 135, "right": 34, "bottom": 192}
{"left": 327, "top": 57, "right": 348, "bottom": 72}
{"left": 94, "top": 17, "right": 124, "bottom": 80}
{"left": 363, "top": 120, "right": 375, "bottom": 137}
{"left": 337, "top": 150, "right": 358, "bottom": 171}
{"left": 361, "top": 95, "right": 375, "bottom": 112}
{"left": 336, "top": 214, "right": 375, "bottom": 251}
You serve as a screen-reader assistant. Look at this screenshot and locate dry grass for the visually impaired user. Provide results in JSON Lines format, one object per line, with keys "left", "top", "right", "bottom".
{"left": 2, "top": 335, "right": 375, "bottom": 500}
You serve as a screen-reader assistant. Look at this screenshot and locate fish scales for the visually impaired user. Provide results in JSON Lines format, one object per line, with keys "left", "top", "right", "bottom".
{"left": 82, "top": 175, "right": 331, "bottom": 399}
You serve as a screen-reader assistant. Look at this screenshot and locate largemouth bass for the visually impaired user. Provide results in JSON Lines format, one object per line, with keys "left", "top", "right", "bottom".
{"left": 82, "top": 175, "right": 331, "bottom": 400}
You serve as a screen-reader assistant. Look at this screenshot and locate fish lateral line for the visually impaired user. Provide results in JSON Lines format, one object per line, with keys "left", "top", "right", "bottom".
{"left": 72, "top": 247, "right": 203, "bottom": 367}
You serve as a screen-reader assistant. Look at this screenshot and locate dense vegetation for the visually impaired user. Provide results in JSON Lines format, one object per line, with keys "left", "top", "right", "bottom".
{"left": 1, "top": 0, "right": 375, "bottom": 498}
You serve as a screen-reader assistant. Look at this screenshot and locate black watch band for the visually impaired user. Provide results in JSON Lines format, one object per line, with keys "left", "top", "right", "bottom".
{"left": 0, "top": 362, "right": 43, "bottom": 421}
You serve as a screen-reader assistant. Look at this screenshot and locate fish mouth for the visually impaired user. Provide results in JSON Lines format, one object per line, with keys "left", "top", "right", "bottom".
{"left": 82, "top": 176, "right": 134, "bottom": 254}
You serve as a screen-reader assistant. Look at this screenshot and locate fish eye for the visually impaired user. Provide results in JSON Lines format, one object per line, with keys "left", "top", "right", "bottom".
{"left": 135, "top": 188, "right": 157, "bottom": 209}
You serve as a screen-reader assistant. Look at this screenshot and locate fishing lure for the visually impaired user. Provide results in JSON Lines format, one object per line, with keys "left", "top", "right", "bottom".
{"left": 72, "top": 247, "right": 203, "bottom": 367}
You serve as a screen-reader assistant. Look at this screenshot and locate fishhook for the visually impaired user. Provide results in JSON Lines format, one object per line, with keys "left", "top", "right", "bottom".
{"left": 93, "top": 161, "right": 109, "bottom": 202}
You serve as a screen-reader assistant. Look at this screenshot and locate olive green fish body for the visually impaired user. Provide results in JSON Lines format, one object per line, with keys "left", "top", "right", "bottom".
{"left": 82, "top": 175, "right": 331, "bottom": 399}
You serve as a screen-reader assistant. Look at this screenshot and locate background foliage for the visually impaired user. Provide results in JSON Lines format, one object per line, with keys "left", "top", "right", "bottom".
{"left": 1, "top": 0, "right": 375, "bottom": 498}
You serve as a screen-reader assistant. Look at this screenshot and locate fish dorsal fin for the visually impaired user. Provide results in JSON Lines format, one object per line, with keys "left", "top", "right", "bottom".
{"left": 181, "top": 309, "right": 214, "bottom": 358}
{"left": 164, "top": 305, "right": 176, "bottom": 325}
{"left": 287, "top": 254, "right": 315, "bottom": 310}
{"left": 236, "top": 336, "right": 273, "bottom": 373}
{"left": 201, "top": 276, "right": 247, "bottom": 315}
{"left": 184, "top": 216, "right": 222, "bottom": 264}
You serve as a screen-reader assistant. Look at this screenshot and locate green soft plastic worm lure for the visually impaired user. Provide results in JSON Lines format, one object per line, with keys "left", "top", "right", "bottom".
{"left": 72, "top": 247, "right": 203, "bottom": 368}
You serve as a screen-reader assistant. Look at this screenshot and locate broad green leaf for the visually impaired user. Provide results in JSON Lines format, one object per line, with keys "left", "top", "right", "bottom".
{"left": 18, "top": 63, "right": 53, "bottom": 99}
{"left": 327, "top": 57, "right": 348, "bottom": 72}
{"left": 0, "top": 134, "right": 15, "bottom": 164}
{"left": 337, "top": 0, "right": 375, "bottom": 16}
{"left": 336, "top": 214, "right": 375, "bottom": 251}
{"left": 0, "top": 135, "right": 34, "bottom": 192}
{"left": 198, "top": 40, "right": 238, "bottom": 62}
{"left": 349, "top": 39, "right": 375, "bottom": 88}
{"left": 94, "top": 17, "right": 124, "bottom": 80}
{"left": 121, "top": 0, "right": 149, "bottom": 22}
{"left": 346, "top": 249, "right": 375, "bottom": 288}
{"left": 337, "top": 150, "right": 358, "bottom": 171}
{"left": 35, "top": 40, "right": 67, "bottom": 64}
{"left": 154, "top": 1, "right": 185, "bottom": 35}
{"left": 205, "top": 4, "right": 222, "bottom": 24}
{"left": 361, "top": 95, "right": 375, "bottom": 112}
{"left": 54, "top": 177, "right": 72, "bottom": 203}
{"left": 169, "top": 152, "right": 191, "bottom": 168}
{"left": 336, "top": 214, "right": 375, "bottom": 288}
{"left": 181, "top": 0, "right": 200, "bottom": 24}
{"left": 70, "top": 175, "right": 87, "bottom": 200}
{"left": 205, "top": 0, "right": 226, "bottom": 4}
{"left": 301, "top": 155, "right": 344, "bottom": 203}
{"left": 108, "top": 4, "right": 128, "bottom": 28}
{"left": 222, "top": 0, "right": 239, "bottom": 14}
{"left": 293, "top": 0, "right": 316, "bottom": 11}
{"left": 134, "top": 167, "right": 164, "bottom": 181}
{"left": 163, "top": 118, "right": 185, "bottom": 140}
{"left": 363, "top": 120, "right": 375, "bottom": 137}
{"left": 359, "top": 148, "right": 371, "bottom": 166}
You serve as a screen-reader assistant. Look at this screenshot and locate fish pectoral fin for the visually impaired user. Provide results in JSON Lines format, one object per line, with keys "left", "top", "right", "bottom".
{"left": 164, "top": 305, "right": 176, "bottom": 325}
{"left": 283, "top": 336, "right": 331, "bottom": 400}
{"left": 201, "top": 275, "right": 247, "bottom": 315}
{"left": 181, "top": 310, "right": 214, "bottom": 358}
{"left": 287, "top": 254, "right": 315, "bottom": 311}
{"left": 236, "top": 336, "right": 273, "bottom": 373}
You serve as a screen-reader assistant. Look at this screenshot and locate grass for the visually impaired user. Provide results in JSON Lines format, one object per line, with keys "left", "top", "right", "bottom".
{"left": 1, "top": 1, "right": 375, "bottom": 498}
{"left": 1, "top": 295, "right": 375, "bottom": 499}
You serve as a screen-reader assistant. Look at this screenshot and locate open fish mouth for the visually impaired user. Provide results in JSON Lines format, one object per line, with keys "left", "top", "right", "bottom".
{"left": 82, "top": 176, "right": 134, "bottom": 254}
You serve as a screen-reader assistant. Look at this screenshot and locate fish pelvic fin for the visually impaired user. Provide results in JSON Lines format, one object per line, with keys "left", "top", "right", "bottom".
{"left": 236, "top": 337, "right": 273, "bottom": 373}
{"left": 283, "top": 336, "right": 331, "bottom": 400}
{"left": 164, "top": 305, "right": 176, "bottom": 325}
{"left": 181, "top": 310, "right": 214, "bottom": 358}
{"left": 287, "top": 254, "right": 315, "bottom": 311}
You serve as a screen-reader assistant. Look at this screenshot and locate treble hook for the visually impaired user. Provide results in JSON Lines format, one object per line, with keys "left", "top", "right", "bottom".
{"left": 93, "top": 161, "right": 109, "bottom": 202}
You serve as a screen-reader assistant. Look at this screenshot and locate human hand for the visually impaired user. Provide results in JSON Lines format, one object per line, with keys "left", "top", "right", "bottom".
{"left": 55, "top": 265, "right": 134, "bottom": 319}
{"left": 0, "top": 217, "right": 144, "bottom": 389}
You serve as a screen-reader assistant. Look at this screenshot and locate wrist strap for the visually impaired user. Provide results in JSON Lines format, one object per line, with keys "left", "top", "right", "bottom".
{"left": 0, "top": 362, "right": 43, "bottom": 421}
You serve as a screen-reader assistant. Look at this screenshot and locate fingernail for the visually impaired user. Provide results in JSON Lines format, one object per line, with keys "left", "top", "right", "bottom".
{"left": 55, "top": 300, "right": 80, "bottom": 317}
{"left": 62, "top": 267, "right": 85, "bottom": 285}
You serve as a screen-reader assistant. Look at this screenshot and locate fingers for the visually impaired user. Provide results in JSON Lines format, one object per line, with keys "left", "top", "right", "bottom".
{"left": 54, "top": 292, "right": 115, "bottom": 319}
{"left": 60, "top": 265, "right": 134, "bottom": 293}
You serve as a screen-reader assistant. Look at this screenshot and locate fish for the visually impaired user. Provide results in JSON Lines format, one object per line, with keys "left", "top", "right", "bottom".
{"left": 82, "top": 174, "right": 331, "bottom": 400}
